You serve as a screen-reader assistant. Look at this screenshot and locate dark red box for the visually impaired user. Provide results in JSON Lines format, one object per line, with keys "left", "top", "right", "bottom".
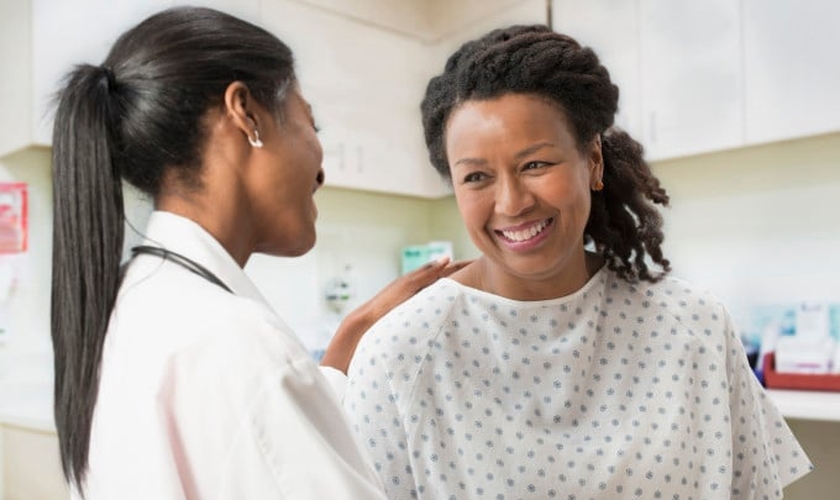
{"left": 763, "top": 352, "right": 840, "bottom": 392}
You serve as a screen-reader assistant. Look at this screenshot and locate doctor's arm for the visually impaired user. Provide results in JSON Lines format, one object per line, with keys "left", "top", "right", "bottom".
{"left": 320, "top": 257, "right": 469, "bottom": 374}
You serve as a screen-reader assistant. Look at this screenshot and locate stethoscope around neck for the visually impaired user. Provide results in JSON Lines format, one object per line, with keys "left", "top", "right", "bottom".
{"left": 131, "top": 245, "right": 233, "bottom": 293}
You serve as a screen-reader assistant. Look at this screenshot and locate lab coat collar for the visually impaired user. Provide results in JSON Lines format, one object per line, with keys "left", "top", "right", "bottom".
{"left": 139, "top": 211, "right": 273, "bottom": 310}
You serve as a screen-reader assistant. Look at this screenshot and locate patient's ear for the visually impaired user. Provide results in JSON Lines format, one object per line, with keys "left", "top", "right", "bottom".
{"left": 588, "top": 135, "right": 604, "bottom": 188}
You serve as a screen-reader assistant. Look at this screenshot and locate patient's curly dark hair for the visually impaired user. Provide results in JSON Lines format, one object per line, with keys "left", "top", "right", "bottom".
{"left": 420, "top": 24, "right": 671, "bottom": 283}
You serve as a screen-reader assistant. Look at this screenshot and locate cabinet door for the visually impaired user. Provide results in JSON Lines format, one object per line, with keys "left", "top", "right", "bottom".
{"left": 0, "top": 0, "right": 34, "bottom": 156}
{"left": 639, "top": 0, "right": 743, "bottom": 161}
{"left": 31, "top": 0, "right": 175, "bottom": 148}
{"left": 743, "top": 0, "right": 840, "bottom": 144}
{"left": 551, "top": 0, "right": 643, "bottom": 143}
{"left": 2, "top": 0, "right": 258, "bottom": 156}
{"left": 260, "top": 1, "right": 450, "bottom": 198}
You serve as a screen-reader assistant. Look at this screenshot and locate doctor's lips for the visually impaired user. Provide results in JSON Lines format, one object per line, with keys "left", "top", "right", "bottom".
{"left": 495, "top": 218, "right": 553, "bottom": 243}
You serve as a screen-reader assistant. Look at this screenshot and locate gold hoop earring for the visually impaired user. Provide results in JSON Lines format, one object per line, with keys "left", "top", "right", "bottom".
{"left": 593, "top": 179, "right": 604, "bottom": 192}
{"left": 248, "top": 129, "right": 263, "bottom": 148}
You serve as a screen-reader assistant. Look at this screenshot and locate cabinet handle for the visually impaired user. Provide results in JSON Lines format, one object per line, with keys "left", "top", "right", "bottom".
{"left": 648, "top": 112, "right": 657, "bottom": 144}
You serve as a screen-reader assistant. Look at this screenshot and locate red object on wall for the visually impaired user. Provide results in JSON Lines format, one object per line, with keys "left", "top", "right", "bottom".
{"left": 0, "top": 182, "right": 28, "bottom": 254}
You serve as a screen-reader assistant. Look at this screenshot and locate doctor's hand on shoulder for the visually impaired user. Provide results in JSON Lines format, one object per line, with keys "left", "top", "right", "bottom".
{"left": 321, "top": 257, "right": 471, "bottom": 373}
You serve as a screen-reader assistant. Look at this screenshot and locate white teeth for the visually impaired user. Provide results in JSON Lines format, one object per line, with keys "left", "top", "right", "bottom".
{"left": 501, "top": 219, "right": 549, "bottom": 242}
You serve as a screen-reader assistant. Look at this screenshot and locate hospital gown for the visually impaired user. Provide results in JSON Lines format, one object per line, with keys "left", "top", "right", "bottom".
{"left": 344, "top": 266, "right": 812, "bottom": 500}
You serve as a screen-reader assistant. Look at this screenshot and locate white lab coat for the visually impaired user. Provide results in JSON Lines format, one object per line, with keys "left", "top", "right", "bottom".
{"left": 74, "top": 211, "right": 385, "bottom": 500}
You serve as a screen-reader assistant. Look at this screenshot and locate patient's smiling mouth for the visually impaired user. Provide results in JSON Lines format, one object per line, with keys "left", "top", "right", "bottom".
{"left": 496, "top": 218, "right": 553, "bottom": 243}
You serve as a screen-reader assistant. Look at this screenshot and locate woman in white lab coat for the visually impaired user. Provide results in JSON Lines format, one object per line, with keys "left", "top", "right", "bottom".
{"left": 49, "top": 6, "right": 460, "bottom": 499}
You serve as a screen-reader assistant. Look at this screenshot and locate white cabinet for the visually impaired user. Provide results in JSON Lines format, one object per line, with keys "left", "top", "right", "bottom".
{"left": 259, "top": 1, "right": 451, "bottom": 198}
{"left": 742, "top": 0, "right": 840, "bottom": 145}
{"left": 0, "top": 0, "right": 259, "bottom": 158}
{"left": 550, "top": 0, "right": 643, "bottom": 142}
{"left": 552, "top": 0, "right": 743, "bottom": 162}
{"left": 553, "top": 0, "right": 840, "bottom": 161}
{"left": 638, "top": 0, "right": 743, "bottom": 161}
{"left": 0, "top": 0, "right": 170, "bottom": 157}
{"left": 2, "top": 0, "right": 541, "bottom": 197}
{"left": 263, "top": 0, "right": 546, "bottom": 198}
{"left": 0, "top": 0, "right": 37, "bottom": 158}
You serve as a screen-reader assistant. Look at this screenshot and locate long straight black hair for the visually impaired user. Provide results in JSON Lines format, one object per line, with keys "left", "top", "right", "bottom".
{"left": 50, "top": 6, "right": 295, "bottom": 493}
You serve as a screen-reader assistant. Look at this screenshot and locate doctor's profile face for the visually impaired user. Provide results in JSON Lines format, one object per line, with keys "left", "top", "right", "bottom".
{"left": 249, "top": 86, "right": 325, "bottom": 258}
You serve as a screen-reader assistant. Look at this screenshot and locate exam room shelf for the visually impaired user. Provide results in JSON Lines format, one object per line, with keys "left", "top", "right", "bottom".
{"left": 767, "top": 389, "right": 840, "bottom": 422}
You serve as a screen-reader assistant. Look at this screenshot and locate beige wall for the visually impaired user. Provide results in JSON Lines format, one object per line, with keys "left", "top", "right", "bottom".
{"left": 651, "top": 132, "right": 840, "bottom": 318}
{"left": 0, "top": 148, "right": 54, "bottom": 406}
{"left": 430, "top": 193, "right": 478, "bottom": 261}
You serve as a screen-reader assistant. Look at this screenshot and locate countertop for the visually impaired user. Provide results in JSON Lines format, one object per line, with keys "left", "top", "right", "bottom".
{"left": 3, "top": 386, "right": 840, "bottom": 432}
